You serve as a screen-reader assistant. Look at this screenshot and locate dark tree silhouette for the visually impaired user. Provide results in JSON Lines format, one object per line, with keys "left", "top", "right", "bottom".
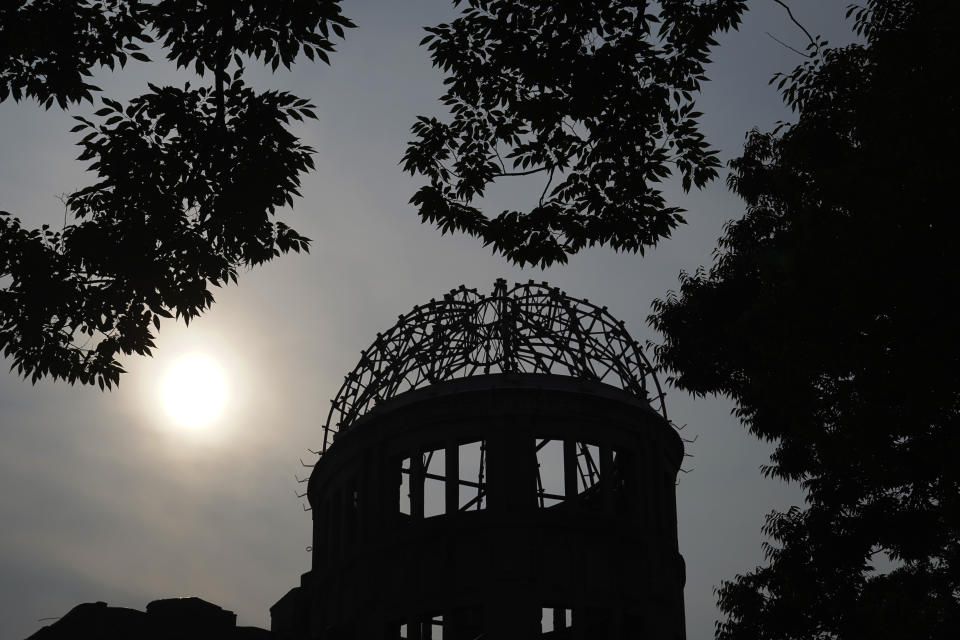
{"left": 0, "top": 0, "right": 143, "bottom": 108}
{"left": 0, "top": 1, "right": 353, "bottom": 388}
{"left": 403, "top": 0, "right": 747, "bottom": 267}
{"left": 649, "top": 1, "right": 960, "bottom": 637}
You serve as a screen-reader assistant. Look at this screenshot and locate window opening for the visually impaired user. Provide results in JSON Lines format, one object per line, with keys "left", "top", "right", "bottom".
{"left": 445, "top": 605, "right": 484, "bottom": 639}
{"left": 612, "top": 449, "right": 635, "bottom": 514}
{"left": 422, "top": 614, "right": 444, "bottom": 639}
{"left": 330, "top": 490, "right": 342, "bottom": 555}
{"left": 401, "top": 444, "right": 489, "bottom": 518}
{"left": 558, "top": 441, "right": 604, "bottom": 511}
{"left": 575, "top": 443, "right": 601, "bottom": 493}
{"left": 582, "top": 606, "right": 610, "bottom": 636}
{"left": 400, "top": 456, "right": 411, "bottom": 516}
{"left": 535, "top": 439, "right": 565, "bottom": 508}
{"left": 343, "top": 477, "right": 359, "bottom": 551}
{"left": 321, "top": 498, "right": 332, "bottom": 560}
{"left": 423, "top": 448, "right": 446, "bottom": 518}
{"left": 541, "top": 607, "right": 572, "bottom": 633}
{"left": 393, "top": 616, "right": 445, "bottom": 640}
{"left": 458, "top": 440, "right": 487, "bottom": 511}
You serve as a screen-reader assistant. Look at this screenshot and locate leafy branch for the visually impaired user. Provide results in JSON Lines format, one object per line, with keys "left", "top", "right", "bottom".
{"left": 403, "top": 0, "right": 747, "bottom": 267}
{"left": 0, "top": 1, "right": 354, "bottom": 387}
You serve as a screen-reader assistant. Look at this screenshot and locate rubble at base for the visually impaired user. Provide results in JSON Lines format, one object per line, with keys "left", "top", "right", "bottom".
{"left": 27, "top": 597, "right": 273, "bottom": 640}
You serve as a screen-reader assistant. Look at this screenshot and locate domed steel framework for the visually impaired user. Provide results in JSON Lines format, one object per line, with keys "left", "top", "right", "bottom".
{"left": 322, "top": 279, "right": 668, "bottom": 453}
{"left": 274, "top": 280, "right": 687, "bottom": 640}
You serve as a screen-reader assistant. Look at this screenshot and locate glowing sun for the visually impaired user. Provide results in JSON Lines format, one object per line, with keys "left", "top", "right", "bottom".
{"left": 161, "top": 353, "right": 228, "bottom": 427}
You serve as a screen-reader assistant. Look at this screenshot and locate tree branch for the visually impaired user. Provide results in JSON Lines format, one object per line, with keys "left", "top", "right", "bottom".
{"left": 494, "top": 166, "right": 550, "bottom": 178}
{"left": 772, "top": 0, "right": 817, "bottom": 51}
{"left": 765, "top": 31, "right": 810, "bottom": 58}
{"left": 539, "top": 169, "right": 555, "bottom": 206}
{"left": 491, "top": 145, "right": 507, "bottom": 173}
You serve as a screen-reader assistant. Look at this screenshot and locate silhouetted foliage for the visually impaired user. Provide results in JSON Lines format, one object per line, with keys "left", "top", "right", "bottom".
{"left": 649, "top": 1, "right": 960, "bottom": 637}
{"left": 0, "top": 1, "right": 353, "bottom": 388}
{"left": 403, "top": 0, "right": 746, "bottom": 267}
{"left": 0, "top": 0, "right": 143, "bottom": 108}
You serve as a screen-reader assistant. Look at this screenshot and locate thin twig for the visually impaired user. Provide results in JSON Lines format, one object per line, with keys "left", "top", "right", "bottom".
{"left": 492, "top": 144, "right": 507, "bottom": 173}
{"left": 494, "top": 165, "right": 550, "bottom": 178}
{"left": 539, "top": 169, "right": 554, "bottom": 206}
{"left": 765, "top": 31, "right": 809, "bottom": 58}
{"left": 772, "top": 0, "right": 817, "bottom": 51}
{"left": 561, "top": 118, "right": 582, "bottom": 139}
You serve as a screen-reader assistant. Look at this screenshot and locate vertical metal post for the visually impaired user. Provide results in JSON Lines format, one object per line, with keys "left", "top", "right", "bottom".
{"left": 411, "top": 452, "right": 424, "bottom": 520}
{"left": 564, "top": 439, "right": 578, "bottom": 500}
{"left": 600, "top": 446, "right": 614, "bottom": 513}
{"left": 446, "top": 441, "right": 459, "bottom": 515}
{"left": 553, "top": 607, "right": 566, "bottom": 632}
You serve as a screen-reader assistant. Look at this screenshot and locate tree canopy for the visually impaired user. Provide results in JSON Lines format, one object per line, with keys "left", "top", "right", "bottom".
{"left": 649, "top": 1, "right": 960, "bottom": 636}
{"left": 2, "top": 0, "right": 751, "bottom": 386}
{"left": 0, "top": 0, "right": 353, "bottom": 388}
{"left": 403, "top": 0, "right": 746, "bottom": 267}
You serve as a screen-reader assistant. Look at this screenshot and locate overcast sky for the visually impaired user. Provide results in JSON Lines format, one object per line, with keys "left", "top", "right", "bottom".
{"left": 0, "top": 2, "right": 855, "bottom": 638}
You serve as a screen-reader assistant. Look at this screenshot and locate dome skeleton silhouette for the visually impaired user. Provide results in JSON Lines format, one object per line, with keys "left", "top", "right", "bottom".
{"left": 280, "top": 279, "right": 687, "bottom": 638}
{"left": 320, "top": 279, "right": 669, "bottom": 454}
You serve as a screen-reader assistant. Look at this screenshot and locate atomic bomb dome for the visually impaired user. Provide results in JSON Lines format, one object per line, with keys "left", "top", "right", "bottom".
{"left": 322, "top": 278, "right": 669, "bottom": 452}
{"left": 275, "top": 280, "right": 686, "bottom": 639}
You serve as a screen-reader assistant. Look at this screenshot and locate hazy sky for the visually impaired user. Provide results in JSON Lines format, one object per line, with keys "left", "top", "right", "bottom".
{"left": 0, "top": 2, "right": 855, "bottom": 638}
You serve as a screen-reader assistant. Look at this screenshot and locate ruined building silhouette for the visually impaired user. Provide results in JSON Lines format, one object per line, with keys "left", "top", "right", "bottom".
{"left": 271, "top": 280, "right": 686, "bottom": 639}
{"left": 27, "top": 597, "right": 272, "bottom": 639}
